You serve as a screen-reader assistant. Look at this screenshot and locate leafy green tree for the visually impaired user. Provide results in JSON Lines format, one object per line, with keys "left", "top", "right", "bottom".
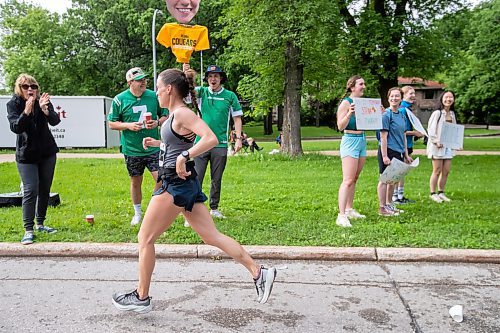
{"left": 222, "top": 0, "right": 342, "bottom": 156}
{"left": 0, "top": 0, "right": 190, "bottom": 96}
{"left": 442, "top": 0, "right": 499, "bottom": 124}
{"left": 0, "top": 1, "right": 73, "bottom": 94}
{"left": 336, "top": 0, "right": 466, "bottom": 106}
{"left": 65, "top": 0, "right": 179, "bottom": 96}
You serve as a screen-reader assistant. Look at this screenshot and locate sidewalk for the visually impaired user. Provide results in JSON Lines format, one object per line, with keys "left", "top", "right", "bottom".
{"left": 1, "top": 149, "right": 499, "bottom": 164}
{"left": 0, "top": 153, "right": 123, "bottom": 163}
{"left": 318, "top": 149, "right": 500, "bottom": 157}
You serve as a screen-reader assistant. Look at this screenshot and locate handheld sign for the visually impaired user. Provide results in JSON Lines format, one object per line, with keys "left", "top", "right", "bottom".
{"left": 405, "top": 108, "right": 428, "bottom": 137}
{"left": 156, "top": 23, "right": 210, "bottom": 63}
{"left": 440, "top": 122, "right": 464, "bottom": 149}
{"left": 352, "top": 98, "right": 384, "bottom": 130}
{"left": 380, "top": 157, "right": 420, "bottom": 184}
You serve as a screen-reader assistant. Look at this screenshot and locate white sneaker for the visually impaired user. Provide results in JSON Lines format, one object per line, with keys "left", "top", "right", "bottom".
{"left": 430, "top": 194, "right": 443, "bottom": 203}
{"left": 379, "top": 206, "right": 398, "bottom": 217}
{"left": 386, "top": 203, "right": 404, "bottom": 214}
{"left": 130, "top": 214, "right": 142, "bottom": 226}
{"left": 438, "top": 193, "right": 451, "bottom": 202}
{"left": 183, "top": 218, "right": 191, "bottom": 227}
{"left": 346, "top": 208, "right": 366, "bottom": 219}
{"left": 210, "top": 209, "right": 226, "bottom": 219}
{"left": 336, "top": 214, "right": 352, "bottom": 227}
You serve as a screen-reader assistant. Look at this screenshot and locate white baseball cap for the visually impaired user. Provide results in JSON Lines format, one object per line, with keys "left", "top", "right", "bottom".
{"left": 126, "top": 67, "right": 146, "bottom": 82}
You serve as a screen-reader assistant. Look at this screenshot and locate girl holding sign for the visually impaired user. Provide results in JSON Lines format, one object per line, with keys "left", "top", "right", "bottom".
{"left": 427, "top": 91, "right": 457, "bottom": 203}
{"left": 336, "top": 75, "right": 367, "bottom": 227}
{"left": 377, "top": 87, "right": 412, "bottom": 216}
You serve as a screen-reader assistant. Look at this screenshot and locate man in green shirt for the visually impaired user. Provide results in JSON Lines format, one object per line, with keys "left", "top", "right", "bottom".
{"left": 194, "top": 65, "right": 243, "bottom": 219}
{"left": 108, "top": 67, "right": 168, "bottom": 225}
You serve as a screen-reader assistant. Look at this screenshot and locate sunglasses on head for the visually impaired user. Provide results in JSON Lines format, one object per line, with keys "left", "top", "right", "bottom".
{"left": 21, "top": 84, "right": 39, "bottom": 90}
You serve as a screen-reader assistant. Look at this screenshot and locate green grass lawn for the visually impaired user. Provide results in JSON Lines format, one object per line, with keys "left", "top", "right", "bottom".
{"left": 1, "top": 155, "right": 498, "bottom": 249}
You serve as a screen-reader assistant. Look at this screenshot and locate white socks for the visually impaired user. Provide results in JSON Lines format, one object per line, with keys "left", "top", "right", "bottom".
{"left": 133, "top": 204, "right": 142, "bottom": 216}
{"left": 131, "top": 204, "right": 142, "bottom": 226}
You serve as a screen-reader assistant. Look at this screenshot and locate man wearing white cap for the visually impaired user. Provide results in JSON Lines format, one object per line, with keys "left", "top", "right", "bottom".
{"left": 108, "top": 67, "right": 168, "bottom": 225}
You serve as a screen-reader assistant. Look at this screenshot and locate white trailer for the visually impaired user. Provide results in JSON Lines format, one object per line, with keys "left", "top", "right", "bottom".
{"left": 0, "top": 96, "right": 119, "bottom": 148}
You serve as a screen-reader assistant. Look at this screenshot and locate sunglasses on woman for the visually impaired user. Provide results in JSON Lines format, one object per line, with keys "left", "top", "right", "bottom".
{"left": 20, "top": 84, "right": 39, "bottom": 90}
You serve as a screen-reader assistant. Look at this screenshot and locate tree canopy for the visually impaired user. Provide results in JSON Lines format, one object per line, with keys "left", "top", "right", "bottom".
{"left": 435, "top": 0, "right": 499, "bottom": 124}
{"left": 1, "top": 0, "right": 497, "bottom": 146}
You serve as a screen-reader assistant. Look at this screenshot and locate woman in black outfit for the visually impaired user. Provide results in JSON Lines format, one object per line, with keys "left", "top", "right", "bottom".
{"left": 6, "top": 74, "right": 60, "bottom": 245}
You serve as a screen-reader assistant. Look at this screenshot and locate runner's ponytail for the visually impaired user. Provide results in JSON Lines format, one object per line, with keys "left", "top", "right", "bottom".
{"left": 185, "top": 69, "right": 200, "bottom": 116}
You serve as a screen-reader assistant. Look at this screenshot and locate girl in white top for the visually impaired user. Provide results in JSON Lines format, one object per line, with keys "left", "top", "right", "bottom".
{"left": 426, "top": 91, "right": 458, "bottom": 203}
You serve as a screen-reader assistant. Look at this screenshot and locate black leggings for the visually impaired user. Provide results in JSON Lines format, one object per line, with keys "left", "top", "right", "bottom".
{"left": 16, "top": 155, "right": 57, "bottom": 231}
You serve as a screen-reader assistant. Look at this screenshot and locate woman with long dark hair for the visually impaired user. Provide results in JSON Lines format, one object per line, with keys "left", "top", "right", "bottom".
{"left": 427, "top": 91, "right": 458, "bottom": 203}
{"left": 112, "top": 69, "right": 277, "bottom": 313}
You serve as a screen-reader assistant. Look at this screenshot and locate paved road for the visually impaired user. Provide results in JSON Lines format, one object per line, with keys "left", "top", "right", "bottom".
{"left": 1, "top": 257, "right": 498, "bottom": 333}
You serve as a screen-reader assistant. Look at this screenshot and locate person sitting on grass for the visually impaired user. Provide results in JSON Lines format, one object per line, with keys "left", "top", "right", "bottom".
{"left": 242, "top": 132, "right": 263, "bottom": 153}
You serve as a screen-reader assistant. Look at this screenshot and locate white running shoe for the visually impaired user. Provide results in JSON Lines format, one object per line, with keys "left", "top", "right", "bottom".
{"left": 112, "top": 289, "right": 152, "bottom": 314}
{"left": 346, "top": 208, "right": 366, "bottom": 219}
{"left": 379, "top": 206, "right": 398, "bottom": 217}
{"left": 438, "top": 193, "right": 451, "bottom": 202}
{"left": 130, "top": 214, "right": 142, "bottom": 226}
{"left": 210, "top": 209, "right": 226, "bottom": 219}
{"left": 336, "top": 214, "right": 352, "bottom": 227}
{"left": 430, "top": 194, "right": 443, "bottom": 203}
{"left": 254, "top": 266, "right": 277, "bottom": 304}
{"left": 386, "top": 203, "right": 404, "bottom": 214}
{"left": 183, "top": 218, "right": 191, "bottom": 227}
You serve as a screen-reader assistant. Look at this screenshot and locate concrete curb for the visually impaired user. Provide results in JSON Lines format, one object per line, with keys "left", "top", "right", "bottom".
{"left": 0, "top": 243, "right": 499, "bottom": 263}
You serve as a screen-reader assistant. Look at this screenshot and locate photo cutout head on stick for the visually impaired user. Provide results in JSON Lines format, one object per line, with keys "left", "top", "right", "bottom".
{"left": 166, "top": 0, "right": 200, "bottom": 24}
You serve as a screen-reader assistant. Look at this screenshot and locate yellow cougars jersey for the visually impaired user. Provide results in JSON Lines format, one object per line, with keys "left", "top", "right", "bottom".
{"left": 156, "top": 23, "right": 210, "bottom": 63}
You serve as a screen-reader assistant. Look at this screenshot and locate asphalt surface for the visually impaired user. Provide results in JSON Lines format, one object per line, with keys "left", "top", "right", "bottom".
{"left": 1, "top": 256, "right": 499, "bottom": 333}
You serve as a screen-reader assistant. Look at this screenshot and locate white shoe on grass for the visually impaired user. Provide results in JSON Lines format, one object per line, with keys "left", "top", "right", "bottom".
{"left": 210, "top": 209, "right": 226, "bottom": 219}
{"left": 346, "top": 208, "right": 366, "bottom": 219}
{"left": 336, "top": 214, "right": 352, "bottom": 227}
{"left": 438, "top": 193, "right": 451, "bottom": 202}
{"left": 430, "top": 194, "right": 443, "bottom": 203}
{"left": 130, "top": 214, "right": 142, "bottom": 226}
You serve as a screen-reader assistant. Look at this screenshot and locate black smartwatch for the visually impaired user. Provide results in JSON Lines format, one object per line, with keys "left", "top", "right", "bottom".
{"left": 181, "top": 150, "right": 190, "bottom": 160}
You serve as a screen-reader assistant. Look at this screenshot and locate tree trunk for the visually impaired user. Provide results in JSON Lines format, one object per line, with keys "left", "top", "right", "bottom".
{"left": 315, "top": 100, "right": 320, "bottom": 127}
{"left": 277, "top": 105, "right": 284, "bottom": 131}
{"left": 377, "top": 75, "right": 398, "bottom": 108}
{"left": 263, "top": 108, "right": 273, "bottom": 135}
{"left": 282, "top": 41, "right": 303, "bottom": 156}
